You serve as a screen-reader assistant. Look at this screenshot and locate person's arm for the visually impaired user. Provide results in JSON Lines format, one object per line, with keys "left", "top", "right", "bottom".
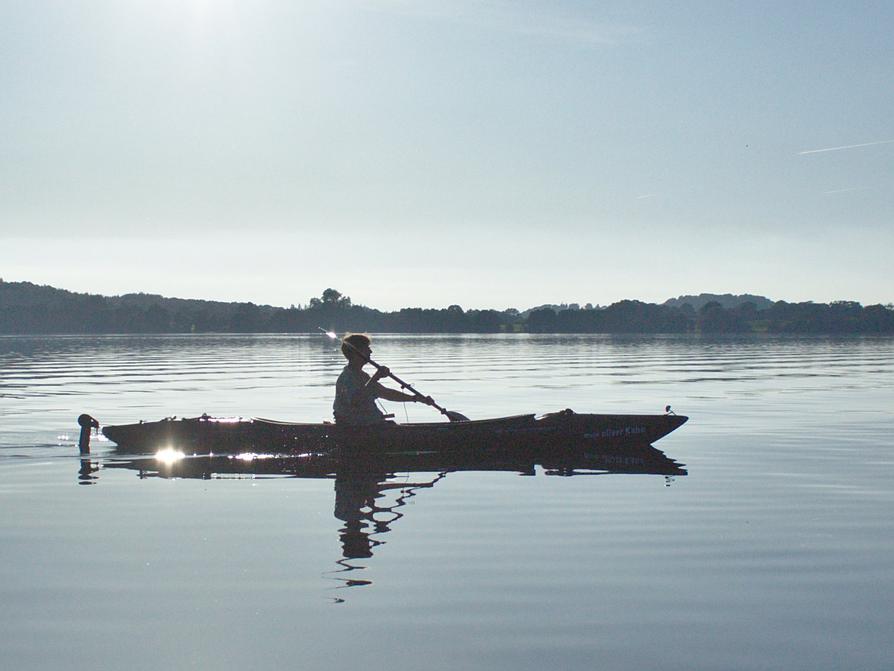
{"left": 377, "top": 386, "right": 434, "bottom": 404}
{"left": 367, "top": 366, "right": 435, "bottom": 405}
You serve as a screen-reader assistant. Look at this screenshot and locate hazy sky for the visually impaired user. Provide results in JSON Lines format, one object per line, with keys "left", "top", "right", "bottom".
{"left": 2, "top": 1, "right": 892, "bottom": 310}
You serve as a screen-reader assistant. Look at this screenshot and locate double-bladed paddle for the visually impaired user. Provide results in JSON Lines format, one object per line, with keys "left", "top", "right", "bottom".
{"left": 320, "top": 328, "right": 469, "bottom": 422}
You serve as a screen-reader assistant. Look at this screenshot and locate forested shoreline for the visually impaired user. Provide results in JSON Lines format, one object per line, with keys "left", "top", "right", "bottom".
{"left": 1, "top": 280, "right": 892, "bottom": 335}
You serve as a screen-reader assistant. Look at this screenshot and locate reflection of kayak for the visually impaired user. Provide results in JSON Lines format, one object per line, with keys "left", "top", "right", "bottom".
{"left": 101, "top": 409, "right": 687, "bottom": 454}
{"left": 105, "top": 441, "right": 688, "bottom": 479}
{"left": 100, "top": 444, "right": 687, "bottom": 566}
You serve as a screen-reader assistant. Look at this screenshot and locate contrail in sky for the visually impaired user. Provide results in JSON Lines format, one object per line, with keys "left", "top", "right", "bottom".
{"left": 824, "top": 186, "right": 872, "bottom": 195}
{"left": 798, "top": 139, "right": 894, "bottom": 155}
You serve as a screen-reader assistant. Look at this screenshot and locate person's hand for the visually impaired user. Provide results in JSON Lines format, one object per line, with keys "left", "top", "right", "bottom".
{"left": 372, "top": 366, "right": 390, "bottom": 381}
{"left": 417, "top": 394, "right": 435, "bottom": 406}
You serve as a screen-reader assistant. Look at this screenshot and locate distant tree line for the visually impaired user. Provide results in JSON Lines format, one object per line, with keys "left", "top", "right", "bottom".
{"left": 1, "top": 280, "right": 892, "bottom": 335}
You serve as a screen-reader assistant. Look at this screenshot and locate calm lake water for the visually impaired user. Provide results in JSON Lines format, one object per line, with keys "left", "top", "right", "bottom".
{"left": 2, "top": 334, "right": 893, "bottom": 670}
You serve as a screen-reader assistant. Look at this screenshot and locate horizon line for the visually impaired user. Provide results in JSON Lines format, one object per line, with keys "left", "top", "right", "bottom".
{"left": 5, "top": 278, "right": 893, "bottom": 311}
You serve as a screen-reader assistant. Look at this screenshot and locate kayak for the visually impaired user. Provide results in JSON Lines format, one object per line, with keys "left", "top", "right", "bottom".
{"left": 101, "top": 409, "right": 688, "bottom": 454}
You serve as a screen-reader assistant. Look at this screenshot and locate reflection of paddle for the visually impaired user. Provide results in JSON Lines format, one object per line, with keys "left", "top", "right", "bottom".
{"left": 320, "top": 328, "right": 469, "bottom": 422}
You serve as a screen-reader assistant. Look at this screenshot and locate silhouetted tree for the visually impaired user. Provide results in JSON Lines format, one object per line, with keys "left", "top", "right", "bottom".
{"left": 229, "top": 303, "right": 262, "bottom": 332}
{"left": 310, "top": 288, "right": 351, "bottom": 309}
{"left": 528, "top": 308, "right": 557, "bottom": 333}
{"left": 698, "top": 301, "right": 748, "bottom": 333}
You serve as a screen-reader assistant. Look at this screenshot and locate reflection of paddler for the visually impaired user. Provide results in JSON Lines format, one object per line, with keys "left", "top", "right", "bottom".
{"left": 334, "top": 472, "right": 387, "bottom": 559}
{"left": 333, "top": 471, "right": 448, "bottom": 559}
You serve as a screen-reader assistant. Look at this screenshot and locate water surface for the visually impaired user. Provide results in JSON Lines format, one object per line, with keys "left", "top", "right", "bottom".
{"left": 1, "top": 334, "right": 893, "bottom": 670}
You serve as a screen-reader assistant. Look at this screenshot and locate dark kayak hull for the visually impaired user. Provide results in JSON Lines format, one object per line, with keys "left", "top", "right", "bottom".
{"left": 102, "top": 410, "right": 688, "bottom": 454}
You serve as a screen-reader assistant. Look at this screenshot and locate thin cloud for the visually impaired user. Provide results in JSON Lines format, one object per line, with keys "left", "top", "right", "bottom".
{"left": 798, "top": 139, "right": 894, "bottom": 155}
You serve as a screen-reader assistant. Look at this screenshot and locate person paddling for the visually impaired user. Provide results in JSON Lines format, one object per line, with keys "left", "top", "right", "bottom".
{"left": 333, "top": 333, "right": 435, "bottom": 425}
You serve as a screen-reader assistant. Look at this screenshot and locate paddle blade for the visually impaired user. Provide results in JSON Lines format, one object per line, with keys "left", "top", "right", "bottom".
{"left": 445, "top": 410, "right": 470, "bottom": 422}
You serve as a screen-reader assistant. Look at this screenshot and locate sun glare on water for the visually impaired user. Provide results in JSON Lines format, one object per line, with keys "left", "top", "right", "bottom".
{"left": 155, "top": 447, "right": 186, "bottom": 465}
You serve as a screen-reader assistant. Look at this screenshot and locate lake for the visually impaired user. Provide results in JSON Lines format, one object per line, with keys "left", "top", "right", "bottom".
{"left": 2, "top": 334, "right": 893, "bottom": 670}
